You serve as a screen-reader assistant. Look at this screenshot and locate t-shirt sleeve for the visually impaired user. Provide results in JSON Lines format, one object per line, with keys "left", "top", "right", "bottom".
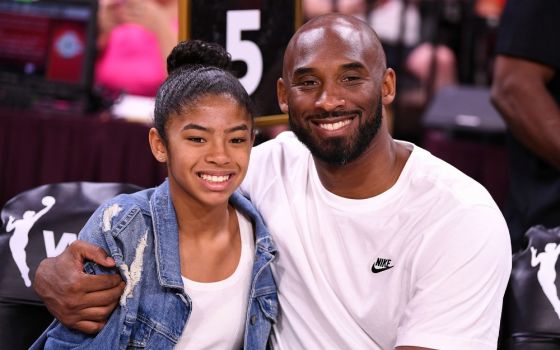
{"left": 395, "top": 205, "right": 512, "bottom": 350}
{"left": 496, "top": 0, "right": 560, "bottom": 70}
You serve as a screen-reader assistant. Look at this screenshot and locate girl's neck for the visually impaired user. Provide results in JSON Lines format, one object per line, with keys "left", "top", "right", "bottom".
{"left": 172, "top": 194, "right": 242, "bottom": 283}
{"left": 172, "top": 195, "right": 234, "bottom": 240}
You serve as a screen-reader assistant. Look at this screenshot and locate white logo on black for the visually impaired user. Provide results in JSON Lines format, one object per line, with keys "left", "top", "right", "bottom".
{"left": 531, "top": 244, "right": 560, "bottom": 319}
{"left": 6, "top": 196, "right": 55, "bottom": 287}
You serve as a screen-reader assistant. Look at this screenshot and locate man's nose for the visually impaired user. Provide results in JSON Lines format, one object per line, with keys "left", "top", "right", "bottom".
{"left": 315, "top": 83, "right": 346, "bottom": 111}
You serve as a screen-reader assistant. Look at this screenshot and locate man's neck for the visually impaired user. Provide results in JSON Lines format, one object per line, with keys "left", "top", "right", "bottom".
{"left": 313, "top": 133, "right": 411, "bottom": 199}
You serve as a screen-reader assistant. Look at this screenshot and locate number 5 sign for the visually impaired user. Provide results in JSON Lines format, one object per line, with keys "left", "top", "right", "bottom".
{"left": 179, "top": 0, "right": 302, "bottom": 123}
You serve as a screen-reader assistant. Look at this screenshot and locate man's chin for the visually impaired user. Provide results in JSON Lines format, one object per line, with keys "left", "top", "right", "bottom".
{"left": 309, "top": 142, "right": 356, "bottom": 166}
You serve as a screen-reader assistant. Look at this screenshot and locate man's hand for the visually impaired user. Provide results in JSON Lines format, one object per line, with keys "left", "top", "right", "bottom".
{"left": 33, "top": 240, "right": 125, "bottom": 334}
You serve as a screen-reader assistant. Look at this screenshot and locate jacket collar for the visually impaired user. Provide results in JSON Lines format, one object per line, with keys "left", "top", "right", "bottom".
{"left": 148, "top": 180, "right": 277, "bottom": 289}
{"left": 229, "top": 191, "right": 277, "bottom": 255}
{"left": 149, "top": 180, "right": 183, "bottom": 289}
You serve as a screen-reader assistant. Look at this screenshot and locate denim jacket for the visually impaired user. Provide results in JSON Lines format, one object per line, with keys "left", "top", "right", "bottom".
{"left": 31, "top": 180, "right": 278, "bottom": 350}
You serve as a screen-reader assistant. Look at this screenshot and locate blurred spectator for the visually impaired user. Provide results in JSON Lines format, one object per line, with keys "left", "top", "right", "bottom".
{"left": 369, "top": 0, "right": 457, "bottom": 102}
{"left": 474, "top": 0, "right": 505, "bottom": 21}
{"left": 95, "top": 0, "right": 178, "bottom": 97}
{"left": 491, "top": 0, "right": 560, "bottom": 252}
{"left": 303, "top": 0, "right": 367, "bottom": 20}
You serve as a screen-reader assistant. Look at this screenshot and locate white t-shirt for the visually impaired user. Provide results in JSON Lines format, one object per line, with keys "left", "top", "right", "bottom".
{"left": 174, "top": 211, "right": 254, "bottom": 350}
{"left": 241, "top": 132, "right": 511, "bottom": 350}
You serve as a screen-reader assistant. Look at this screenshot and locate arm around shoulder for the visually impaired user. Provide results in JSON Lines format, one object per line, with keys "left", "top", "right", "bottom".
{"left": 33, "top": 203, "right": 126, "bottom": 336}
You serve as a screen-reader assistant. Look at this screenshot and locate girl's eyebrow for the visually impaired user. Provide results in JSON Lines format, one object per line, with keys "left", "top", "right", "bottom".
{"left": 182, "top": 123, "right": 207, "bottom": 131}
{"left": 226, "top": 124, "right": 249, "bottom": 133}
{"left": 181, "top": 123, "right": 249, "bottom": 133}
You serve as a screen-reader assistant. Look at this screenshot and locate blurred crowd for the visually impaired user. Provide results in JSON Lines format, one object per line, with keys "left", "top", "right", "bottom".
{"left": 93, "top": 0, "right": 507, "bottom": 143}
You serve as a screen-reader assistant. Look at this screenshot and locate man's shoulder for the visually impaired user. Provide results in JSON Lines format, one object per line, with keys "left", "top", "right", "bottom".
{"left": 252, "top": 131, "right": 308, "bottom": 160}
{"left": 247, "top": 131, "right": 310, "bottom": 182}
{"left": 243, "top": 131, "right": 310, "bottom": 202}
{"left": 405, "top": 142, "right": 498, "bottom": 209}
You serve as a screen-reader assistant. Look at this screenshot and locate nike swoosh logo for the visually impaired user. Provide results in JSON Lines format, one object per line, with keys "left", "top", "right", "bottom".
{"left": 371, "top": 265, "right": 394, "bottom": 273}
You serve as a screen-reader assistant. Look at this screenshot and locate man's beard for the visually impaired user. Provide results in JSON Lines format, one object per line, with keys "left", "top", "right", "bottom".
{"left": 289, "top": 96, "right": 383, "bottom": 166}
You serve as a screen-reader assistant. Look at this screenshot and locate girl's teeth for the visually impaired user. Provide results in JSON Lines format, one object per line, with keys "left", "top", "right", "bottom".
{"left": 200, "top": 174, "right": 229, "bottom": 182}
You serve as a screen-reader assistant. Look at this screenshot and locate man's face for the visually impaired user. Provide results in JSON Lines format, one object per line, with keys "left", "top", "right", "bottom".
{"left": 279, "top": 21, "right": 386, "bottom": 166}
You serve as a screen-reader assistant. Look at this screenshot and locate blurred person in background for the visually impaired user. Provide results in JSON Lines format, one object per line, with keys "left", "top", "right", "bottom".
{"left": 95, "top": 0, "right": 178, "bottom": 97}
{"left": 303, "top": 0, "right": 458, "bottom": 140}
{"left": 303, "top": 0, "right": 368, "bottom": 20}
{"left": 369, "top": 0, "right": 458, "bottom": 140}
{"left": 491, "top": 0, "right": 560, "bottom": 252}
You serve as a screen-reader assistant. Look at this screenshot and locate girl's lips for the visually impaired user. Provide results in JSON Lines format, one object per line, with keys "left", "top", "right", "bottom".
{"left": 197, "top": 172, "right": 235, "bottom": 191}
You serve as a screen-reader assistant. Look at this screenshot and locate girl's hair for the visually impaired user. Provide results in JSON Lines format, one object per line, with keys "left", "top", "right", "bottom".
{"left": 154, "top": 40, "right": 256, "bottom": 143}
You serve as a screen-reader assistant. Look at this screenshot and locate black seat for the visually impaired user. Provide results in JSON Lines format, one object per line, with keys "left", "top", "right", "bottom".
{"left": 0, "top": 182, "right": 142, "bottom": 349}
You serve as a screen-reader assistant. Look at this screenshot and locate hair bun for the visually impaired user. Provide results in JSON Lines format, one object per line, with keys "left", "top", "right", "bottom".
{"left": 166, "top": 40, "right": 231, "bottom": 74}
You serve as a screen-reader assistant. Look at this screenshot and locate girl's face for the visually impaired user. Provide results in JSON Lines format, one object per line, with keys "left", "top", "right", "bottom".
{"left": 150, "top": 94, "right": 254, "bottom": 209}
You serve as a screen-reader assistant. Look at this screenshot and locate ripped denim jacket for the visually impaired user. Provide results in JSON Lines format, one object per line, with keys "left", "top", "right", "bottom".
{"left": 31, "top": 180, "right": 278, "bottom": 350}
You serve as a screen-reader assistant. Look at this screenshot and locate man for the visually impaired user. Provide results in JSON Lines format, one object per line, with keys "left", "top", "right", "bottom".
{"left": 490, "top": 0, "right": 560, "bottom": 346}
{"left": 34, "top": 14, "right": 511, "bottom": 349}
{"left": 491, "top": 0, "right": 560, "bottom": 253}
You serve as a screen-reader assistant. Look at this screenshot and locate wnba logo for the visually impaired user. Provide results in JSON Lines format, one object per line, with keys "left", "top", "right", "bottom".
{"left": 5, "top": 196, "right": 77, "bottom": 287}
{"left": 531, "top": 244, "right": 560, "bottom": 319}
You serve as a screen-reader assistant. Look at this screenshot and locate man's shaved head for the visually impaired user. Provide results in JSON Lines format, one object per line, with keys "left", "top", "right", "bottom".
{"left": 277, "top": 13, "right": 396, "bottom": 167}
{"left": 283, "top": 14, "right": 387, "bottom": 81}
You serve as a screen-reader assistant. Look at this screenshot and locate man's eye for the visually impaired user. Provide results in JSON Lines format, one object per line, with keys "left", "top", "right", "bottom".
{"left": 294, "top": 79, "right": 318, "bottom": 88}
{"left": 187, "top": 137, "right": 205, "bottom": 143}
{"left": 342, "top": 76, "right": 361, "bottom": 82}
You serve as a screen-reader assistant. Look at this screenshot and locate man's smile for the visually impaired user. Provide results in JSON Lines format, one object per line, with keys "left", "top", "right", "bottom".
{"left": 310, "top": 114, "right": 358, "bottom": 136}
{"left": 318, "top": 119, "right": 352, "bottom": 131}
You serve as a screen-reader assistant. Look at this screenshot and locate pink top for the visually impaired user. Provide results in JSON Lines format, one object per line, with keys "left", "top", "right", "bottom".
{"left": 95, "top": 23, "right": 168, "bottom": 97}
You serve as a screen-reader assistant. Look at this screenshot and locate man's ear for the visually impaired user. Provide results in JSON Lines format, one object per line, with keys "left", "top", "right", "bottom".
{"left": 277, "top": 77, "right": 289, "bottom": 114}
{"left": 149, "top": 128, "right": 167, "bottom": 163}
{"left": 381, "top": 68, "right": 396, "bottom": 105}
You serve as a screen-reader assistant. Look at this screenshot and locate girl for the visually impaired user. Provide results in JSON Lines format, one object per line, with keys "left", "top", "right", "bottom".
{"left": 31, "top": 40, "right": 277, "bottom": 349}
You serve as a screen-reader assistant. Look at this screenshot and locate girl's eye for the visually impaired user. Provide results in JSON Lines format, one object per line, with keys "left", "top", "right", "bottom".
{"left": 231, "top": 138, "right": 246, "bottom": 144}
{"left": 187, "top": 137, "right": 205, "bottom": 143}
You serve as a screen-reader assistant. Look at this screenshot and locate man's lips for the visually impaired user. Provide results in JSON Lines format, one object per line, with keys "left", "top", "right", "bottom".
{"left": 310, "top": 112, "right": 360, "bottom": 132}
{"left": 316, "top": 118, "right": 352, "bottom": 131}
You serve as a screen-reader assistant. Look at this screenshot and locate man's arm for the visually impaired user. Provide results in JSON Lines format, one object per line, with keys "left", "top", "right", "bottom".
{"left": 34, "top": 241, "right": 125, "bottom": 334}
{"left": 491, "top": 55, "right": 560, "bottom": 168}
{"left": 394, "top": 206, "right": 511, "bottom": 349}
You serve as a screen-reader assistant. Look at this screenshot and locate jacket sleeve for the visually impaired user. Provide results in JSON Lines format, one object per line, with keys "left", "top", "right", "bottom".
{"left": 29, "top": 201, "right": 130, "bottom": 350}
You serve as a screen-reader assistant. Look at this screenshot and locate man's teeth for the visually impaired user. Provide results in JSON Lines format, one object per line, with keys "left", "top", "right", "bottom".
{"left": 200, "top": 174, "right": 230, "bottom": 183}
{"left": 319, "top": 119, "right": 351, "bottom": 131}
